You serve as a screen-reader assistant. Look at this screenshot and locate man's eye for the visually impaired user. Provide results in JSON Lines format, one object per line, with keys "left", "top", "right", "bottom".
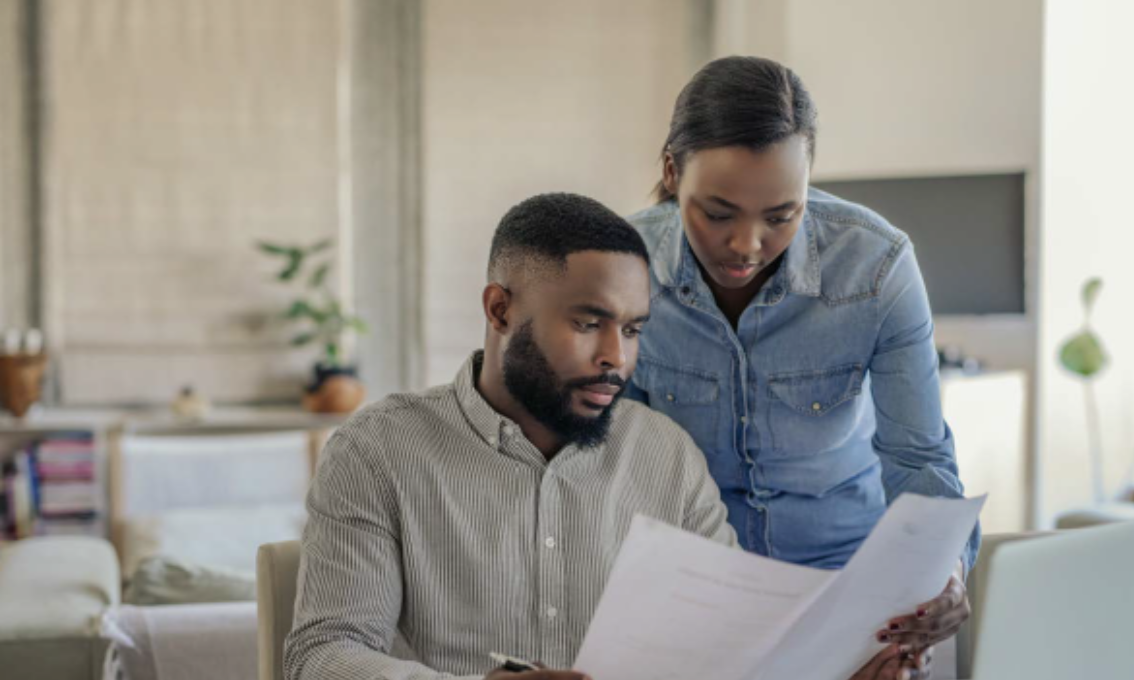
{"left": 705, "top": 212, "right": 732, "bottom": 223}
{"left": 575, "top": 320, "right": 600, "bottom": 331}
{"left": 768, "top": 216, "right": 792, "bottom": 226}
{"left": 623, "top": 326, "right": 643, "bottom": 338}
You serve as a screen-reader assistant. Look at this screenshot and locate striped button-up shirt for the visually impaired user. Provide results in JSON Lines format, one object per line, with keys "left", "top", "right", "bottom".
{"left": 285, "top": 351, "right": 736, "bottom": 680}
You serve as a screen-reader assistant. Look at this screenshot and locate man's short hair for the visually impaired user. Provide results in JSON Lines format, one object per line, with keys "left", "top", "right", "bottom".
{"left": 487, "top": 193, "right": 649, "bottom": 283}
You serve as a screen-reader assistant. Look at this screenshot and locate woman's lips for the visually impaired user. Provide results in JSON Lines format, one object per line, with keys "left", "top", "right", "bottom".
{"left": 721, "top": 262, "right": 757, "bottom": 279}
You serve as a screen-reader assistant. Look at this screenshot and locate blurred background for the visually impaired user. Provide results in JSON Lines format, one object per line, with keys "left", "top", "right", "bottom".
{"left": 1, "top": 0, "right": 1132, "bottom": 532}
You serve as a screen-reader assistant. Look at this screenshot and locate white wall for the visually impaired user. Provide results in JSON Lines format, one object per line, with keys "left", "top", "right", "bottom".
{"left": 421, "top": 0, "right": 705, "bottom": 386}
{"left": 1037, "top": 0, "right": 1134, "bottom": 522}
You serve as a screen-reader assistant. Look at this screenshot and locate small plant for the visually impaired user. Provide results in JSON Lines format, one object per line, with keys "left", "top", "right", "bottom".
{"left": 257, "top": 238, "right": 368, "bottom": 369}
{"left": 1058, "top": 277, "right": 1108, "bottom": 502}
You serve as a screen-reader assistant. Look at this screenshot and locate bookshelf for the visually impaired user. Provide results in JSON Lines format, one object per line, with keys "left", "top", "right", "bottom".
{"left": 1, "top": 407, "right": 346, "bottom": 549}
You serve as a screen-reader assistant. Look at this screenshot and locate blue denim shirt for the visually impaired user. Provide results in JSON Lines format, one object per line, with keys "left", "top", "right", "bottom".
{"left": 626, "top": 189, "right": 979, "bottom": 572}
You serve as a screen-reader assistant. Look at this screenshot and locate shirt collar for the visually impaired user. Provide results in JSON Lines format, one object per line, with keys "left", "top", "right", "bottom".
{"left": 454, "top": 350, "right": 513, "bottom": 448}
{"left": 652, "top": 200, "right": 821, "bottom": 300}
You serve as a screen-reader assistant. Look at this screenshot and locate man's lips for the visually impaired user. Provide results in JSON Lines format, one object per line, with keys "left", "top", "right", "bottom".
{"left": 578, "top": 384, "right": 620, "bottom": 407}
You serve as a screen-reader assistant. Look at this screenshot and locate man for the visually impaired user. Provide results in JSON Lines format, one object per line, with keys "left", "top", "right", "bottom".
{"left": 284, "top": 193, "right": 925, "bottom": 680}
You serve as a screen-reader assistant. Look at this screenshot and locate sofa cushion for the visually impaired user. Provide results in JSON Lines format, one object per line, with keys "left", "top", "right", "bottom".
{"left": 124, "top": 555, "right": 255, "bottom": 605}
{"left": 0, "top": 536, "right": 120, "bottom": 639}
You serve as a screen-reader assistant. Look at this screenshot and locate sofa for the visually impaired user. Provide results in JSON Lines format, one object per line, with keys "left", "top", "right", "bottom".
{"left": 0, "top": 537, "right": 119, "bottom": 680}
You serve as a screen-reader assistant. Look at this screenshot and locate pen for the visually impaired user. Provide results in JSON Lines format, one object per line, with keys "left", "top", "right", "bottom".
{"left": 488, "top": 652, "right": 539, "bottom": 673}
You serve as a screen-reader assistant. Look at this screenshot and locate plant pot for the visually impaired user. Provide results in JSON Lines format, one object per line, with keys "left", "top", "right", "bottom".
{"left": 302, "top": 364, "right": 365, "bottom": 414}
{"left": 0, "top": 352, "right": 48, "bottom": 418}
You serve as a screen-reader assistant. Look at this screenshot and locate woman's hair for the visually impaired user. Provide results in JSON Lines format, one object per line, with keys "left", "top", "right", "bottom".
{"left": 654, "top": 56, "right": 818, "bottom": 202}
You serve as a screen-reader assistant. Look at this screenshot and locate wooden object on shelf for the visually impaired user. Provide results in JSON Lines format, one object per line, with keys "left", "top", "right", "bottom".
{"left": 0, "top": 353, "right": 48, "bottom": 418}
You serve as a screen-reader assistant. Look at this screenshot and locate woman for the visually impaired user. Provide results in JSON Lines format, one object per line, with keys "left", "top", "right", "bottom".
{"left": 625, "top": 56, "right": 976, "bottom": 659}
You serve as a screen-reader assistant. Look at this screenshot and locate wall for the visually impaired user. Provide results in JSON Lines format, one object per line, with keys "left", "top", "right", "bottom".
{"left": 0, "top": 0, "right": 30, "bottom": 330}
{"left": 41, "top": 0, "right": 343, "bottom": 404}
{"left": 421, "top": 0, "right": 706, "bottom": 386}
{"left": 1037, "top": 0, "right": 1134, "bottom": 522}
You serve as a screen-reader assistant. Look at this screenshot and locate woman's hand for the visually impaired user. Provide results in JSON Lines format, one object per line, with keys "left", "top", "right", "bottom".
{"left": 851, "top": 644, "right": 934, "bottom": 680}
{"left": 878, "top": 560, "right": 970, "bottom": 649}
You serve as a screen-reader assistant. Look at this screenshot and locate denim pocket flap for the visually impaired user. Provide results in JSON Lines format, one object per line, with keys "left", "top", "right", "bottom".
{"left": 767, "top": 363, "right": 864, "bottom": 416}
{"left": 635, "top": 358, "right": 720, "bottom": 405}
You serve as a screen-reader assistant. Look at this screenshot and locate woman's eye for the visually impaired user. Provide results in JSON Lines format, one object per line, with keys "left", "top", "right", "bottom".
{"left": 575, "top": 320, "right": 600, "bottom": 331}
{"left": 705, "top": 211, "right": 732, "bottom": 223}
{"left": 768, "top": 216, "right": 791, "bottom": 226}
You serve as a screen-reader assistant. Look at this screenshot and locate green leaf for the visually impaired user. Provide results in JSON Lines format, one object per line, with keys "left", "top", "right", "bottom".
{"left": 257, "top": 241, "right": 291, "bottom": 256}
{"left": 309, "top": 262, "right": 331, "bottom": 289}
{"left": 347, "top": 317, "right": 370, "bottom": 334}
{"left": 286, "top": 300, "right": 313, "bottom": 319}
{"left": 306, "top": 238, "right": 333, "bottom": 255}
{"left": 1082, "top": 278, "right": 1103, "bottom": 311}
{"left": 279, "top": 251, "right": 303, "bottom": 281}
{"left": 290, "top": 332, "right": 317, "bottom": 347}
{"left": 1059, "top": 331, "right": 1108, "bottom": 377}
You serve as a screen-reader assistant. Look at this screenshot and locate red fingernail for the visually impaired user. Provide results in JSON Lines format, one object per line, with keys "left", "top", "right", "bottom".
{"left": 889, "top": 623, "right": 900, "bottom": 631}
{"left": 916, "top": 608, "right": 928, "bottom": 618}
{"left": 879, "top": 633, "right": 890, "bottom": 642}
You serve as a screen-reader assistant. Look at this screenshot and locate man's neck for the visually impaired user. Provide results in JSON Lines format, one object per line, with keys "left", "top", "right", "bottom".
{"left": 475, "top": 350, "right": 564, "bottom": 461}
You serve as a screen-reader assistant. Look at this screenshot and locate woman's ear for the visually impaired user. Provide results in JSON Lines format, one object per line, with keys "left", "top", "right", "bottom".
{"left": 662, "top": 152, "right": 680, "bottom": 199}
{"left": 482, "top": 283, "right": 512, "bottom": 335}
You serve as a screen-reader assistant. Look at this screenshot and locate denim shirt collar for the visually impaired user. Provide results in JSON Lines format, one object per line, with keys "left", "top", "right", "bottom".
{"left": 651, "top": 201, "right": 821, "bottom": 302}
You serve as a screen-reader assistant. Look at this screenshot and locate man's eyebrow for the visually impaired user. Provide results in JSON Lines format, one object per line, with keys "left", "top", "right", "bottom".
{"left": 570, "top": 304, "right": 616, "bottom": 320}
{"left": 570, "top": 305, "right": 651, "bottom": 324}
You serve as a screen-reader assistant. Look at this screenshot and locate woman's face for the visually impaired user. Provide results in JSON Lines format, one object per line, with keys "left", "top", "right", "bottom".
{"left": 664, "top": 137, "right": 811, "bottom": 293}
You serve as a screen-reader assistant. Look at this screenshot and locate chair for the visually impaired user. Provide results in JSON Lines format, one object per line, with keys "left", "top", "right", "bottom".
{"left": 256, "top": 540, "right": 301, "bottom": 680}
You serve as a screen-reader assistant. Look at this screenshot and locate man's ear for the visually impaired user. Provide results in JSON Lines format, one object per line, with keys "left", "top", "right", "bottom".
{"left": 662, "top": 152, "right": 680, "bottom": 198}
{"left": 482, "top": 283, "right": 512, "bottom": 335}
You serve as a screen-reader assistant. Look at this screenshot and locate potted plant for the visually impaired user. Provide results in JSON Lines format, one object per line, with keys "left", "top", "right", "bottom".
{"left": 1058, "top": 278, "right": 1109, "bottom": 503}
{"left": 257, "top": 238, "right": 369, "bottom": 413}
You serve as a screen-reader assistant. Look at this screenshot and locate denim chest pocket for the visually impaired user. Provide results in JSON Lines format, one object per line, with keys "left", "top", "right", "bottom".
{"left": 633, "top": 357, "right": 721, "bottom": 449}
{"left": 766, "top": 363, "right": 864, "bottom": 452}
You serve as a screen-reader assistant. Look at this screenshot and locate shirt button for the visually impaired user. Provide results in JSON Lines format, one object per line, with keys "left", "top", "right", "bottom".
{"left": 487, "top": 435, "right": 498, "bottom": 446}
{"left": 740, "top": 416, "right": 748, "bottom": 424}
{"left": 547, "top": 606, "right": 558, "bottom": 618}
{"left": 666, "top": 393, "right": 675, "bottom": 402}
{"left": 811, "top": 402, "right": 822, "bottom": 412}
{"left": 544, "top": 536, "right": 556, "bottom": 549}
{"left": 502, "top": 424, "right": 513, "bottom": 437}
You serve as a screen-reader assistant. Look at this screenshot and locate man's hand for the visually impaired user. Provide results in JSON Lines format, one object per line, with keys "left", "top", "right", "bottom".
{"left": 877, "top": 560, "right": 969, "bottom": 650}
{"left": 485, "top": 664, "right": 591, "bottom": 680}
{"left": 851, "top": 644, "right": 934, "bottom": 680}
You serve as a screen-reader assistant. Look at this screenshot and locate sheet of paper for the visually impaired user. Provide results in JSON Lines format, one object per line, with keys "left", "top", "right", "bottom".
{"left": 574, "top": 494, "right": 984, "bottom": 680}
{"left": 574, "top": 516, "right": 837, "bottom": 680}
{"left": 753, "top": 494, "right": 986, "bottom": 680}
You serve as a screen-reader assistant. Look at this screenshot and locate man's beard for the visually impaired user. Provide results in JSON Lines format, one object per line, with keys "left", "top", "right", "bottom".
{"left": 502, "top": 321, "right": 626, "bottom": 449}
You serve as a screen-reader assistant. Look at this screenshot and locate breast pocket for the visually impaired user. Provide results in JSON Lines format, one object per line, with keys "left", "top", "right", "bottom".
{"left": 766, "top": 363, "right": 864, "bottom": 453}
{"left": 632, "top": 357, "right": 722, "bottom": 450}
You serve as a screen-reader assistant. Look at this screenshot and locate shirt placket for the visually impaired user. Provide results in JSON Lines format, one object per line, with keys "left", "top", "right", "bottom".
{"left": 535, "top": 454, "right": 568, "bottom": 665}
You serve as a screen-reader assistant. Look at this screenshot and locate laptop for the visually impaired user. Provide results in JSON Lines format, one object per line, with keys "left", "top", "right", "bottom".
{"left": 971, "top": 520, "right": 1134, "bottom": 679}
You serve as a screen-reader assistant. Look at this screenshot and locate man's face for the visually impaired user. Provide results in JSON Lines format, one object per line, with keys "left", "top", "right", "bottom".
{"left": 502, "top": 251, "right": 650, "bottom": 448}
